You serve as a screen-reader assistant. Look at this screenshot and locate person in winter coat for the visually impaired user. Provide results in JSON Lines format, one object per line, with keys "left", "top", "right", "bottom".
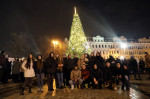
{"left": 45, "top": 52, "right": 57, "bottom": 91}
{"left": 0, "top": 51, "right": 6, "bottom": 82}
{"left": 139, "top": 58, "right": 145, "bottom": 74}
{"left": 81, "top": 63, "right": 90, "bottom": 88}
{"left": 91, "top": 64, "right": 103, "bottom": 89}
{"left": 115, "top": 63, "right": 123, "bottom": 86}
{"left": 34, "top": 54, "right": 45, "bottom": 92}
{"left": 77, "top": 55, "right": 85, "bottom": 70}
{"left": 145, "top": 52, "right": 150, "bottom": 79}
{"left": 12, "top": 59, "right": 21, "bottom": 83}
{"left": 69, "top": 65, "right": 83, "bottom": 89}
{"left": 56, "top": 57, "right": 64, "bottom": 89}
{"left": 20, "top": 60, "right": 25, "bottom": 82}
{"left": 89, "top": 52, "right": 95, "bottom": 72}
{"left": 20, "top": 54, "right": 35, "bottom": 95}
{"left": 95, "top": 52, "right": 104, "bottom": 71}
{"left": 107, "top": 55, "right": 116, "bottom": 77}
{"left": 64, "top": 54, "right": 75, "bottom": 86}
{"left": 129, "top": 56, "right": 141, "bottom": 80}
{"left": 121, "top": 65, "right": 130, "bottom": 91}
{"left": 84, "top": 53, "right": 90, "bottom": 71}
{"left": 103, "top": 62, "right": 112, "bottom": 89}
{"left": 1, "top": 58, "right": 11, "bottom": 84}
{"left": 62, "top": 54, "right": 67, "bottom": 86}
{"left": 73, "top": 54, "right": 79, "bottom": 66}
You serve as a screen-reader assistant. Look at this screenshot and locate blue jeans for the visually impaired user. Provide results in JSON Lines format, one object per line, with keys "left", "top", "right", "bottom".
{"left": 56, "top": 73, "right": 63, "bottom": 87}
{"left": 36, "top": 73, "right": 44, "bottom": 89}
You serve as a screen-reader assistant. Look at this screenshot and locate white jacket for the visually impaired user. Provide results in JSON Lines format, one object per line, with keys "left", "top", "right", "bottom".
{"left": 21, "top": 60, "right": 35, "bottom": 78}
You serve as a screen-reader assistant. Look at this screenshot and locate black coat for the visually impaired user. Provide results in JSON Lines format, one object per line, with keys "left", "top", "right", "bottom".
{"left": 103, "top": 67, "right": 112, "bottom": 82}
{"left": 91, "top": 69, "right": 103, "bottom": 82}
{"left": 129, "top": 58, "right": 138, "bottom": 70}
{"left": 0, "top": 53, "right": 5, "bottom": 66}
{"left": 115, "top": 67, "right": 123, "bottom": 77}
{"left": 45, "top": 57, "right": 57, "bottom": 74}
{"left": 73, "top": 57, "right": 79, "bottom": 66}
{"left": 139, "top": 60, "right": 145, "bottom": 69}
{"left": 95, "top": 56, "right": 104, "bottom": 70}
{"left": 34, "top": 60, "right": 45, "bottom": 74}
{"left": 64, "top": 58, "right": 75, "bottom": 71}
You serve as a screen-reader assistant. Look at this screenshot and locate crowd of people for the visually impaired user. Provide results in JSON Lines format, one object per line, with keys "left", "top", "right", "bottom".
{"left": 0, "top": 51, "right": 25, "bottom": 84}
{"left": 0, "top": 51, "right": 150, "bottom": 95}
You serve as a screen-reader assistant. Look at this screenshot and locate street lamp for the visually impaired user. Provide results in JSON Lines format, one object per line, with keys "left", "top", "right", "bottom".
{"left": 52, "top": 41, "right": 58, "bottom": 53}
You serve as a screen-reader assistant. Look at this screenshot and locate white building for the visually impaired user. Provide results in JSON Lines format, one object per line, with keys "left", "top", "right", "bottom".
{"left": 87, "top": 35, "right": 150, "bottom": 60}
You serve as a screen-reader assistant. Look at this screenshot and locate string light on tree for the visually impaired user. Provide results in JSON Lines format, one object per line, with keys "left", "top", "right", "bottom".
{"left": 67, "top": 7, "right": 92, "bottom": 57}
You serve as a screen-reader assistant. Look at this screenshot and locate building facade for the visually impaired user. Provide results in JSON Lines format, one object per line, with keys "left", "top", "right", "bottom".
{"left": 87, "top": 36, "right": 150, "bottom": 60}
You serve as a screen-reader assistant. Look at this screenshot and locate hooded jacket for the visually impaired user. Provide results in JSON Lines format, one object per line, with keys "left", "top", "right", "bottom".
{"left": 45, "top": 52, "right": 57, "bottom": 74}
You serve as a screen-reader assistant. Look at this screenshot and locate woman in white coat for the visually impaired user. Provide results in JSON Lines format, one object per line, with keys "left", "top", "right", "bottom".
{"left": 20, "top": 54, "right": 35, "bottom": 95}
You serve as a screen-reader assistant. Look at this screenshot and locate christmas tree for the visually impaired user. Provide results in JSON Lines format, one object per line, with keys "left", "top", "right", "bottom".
{"left": 67, "top": 7, "right": 92, "bottom": 57}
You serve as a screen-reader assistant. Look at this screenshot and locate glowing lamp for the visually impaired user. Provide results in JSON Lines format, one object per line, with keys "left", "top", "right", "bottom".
{"left": 120, "top": 56, "right": 124, "bottom": 60}
{"left": 52, "top": 41, "right": 58, "bottom": 45}
{"left": 121, "top": 43, "right": 127, "bottom": 49}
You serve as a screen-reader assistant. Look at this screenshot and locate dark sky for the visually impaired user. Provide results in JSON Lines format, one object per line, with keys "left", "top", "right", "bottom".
{"left": 1, "top": 0, "right": 150, "bottom": 43}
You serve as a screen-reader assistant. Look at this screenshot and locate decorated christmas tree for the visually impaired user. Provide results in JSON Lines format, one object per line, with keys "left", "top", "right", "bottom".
{"left": 67, "top": 7, "right": 92, "bottom": 57}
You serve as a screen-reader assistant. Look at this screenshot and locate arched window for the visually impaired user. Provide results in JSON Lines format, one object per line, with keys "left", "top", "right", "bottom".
{"left": 99, "top": 45, "right": 101, "bottom": 48}
{"left": 92, "top": 45, "right": 94, "bottom": 48}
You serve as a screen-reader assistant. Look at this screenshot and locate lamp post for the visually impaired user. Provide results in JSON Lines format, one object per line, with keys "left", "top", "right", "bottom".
{"left": 52, "top": 41, "right": 58, "bottom": 54}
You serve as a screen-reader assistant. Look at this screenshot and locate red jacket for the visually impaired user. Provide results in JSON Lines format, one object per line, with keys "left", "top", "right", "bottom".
{"left": 81, "top": 69, "right": 89, "bottom": 80}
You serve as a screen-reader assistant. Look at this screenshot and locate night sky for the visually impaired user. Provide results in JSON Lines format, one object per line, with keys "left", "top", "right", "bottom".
{"left": 1, "top": 0, "right": 150, "bottom": 46}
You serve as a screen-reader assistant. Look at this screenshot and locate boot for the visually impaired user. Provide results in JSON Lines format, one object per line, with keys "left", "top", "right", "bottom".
{"left": 29, "top": 87, "right": 32, "bottom": 93}
{"left": 20, "top": 88, "right": 24, "bottom": 95}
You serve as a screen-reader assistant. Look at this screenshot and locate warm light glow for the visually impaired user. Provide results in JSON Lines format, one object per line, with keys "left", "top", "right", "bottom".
{"left": 52, "top": 41, "right": 58, "bottom": 45}
{"left": 120, "top": 56, "right": 124, "bottom": 60}
{"left": 120, "top": 43, "right": 127, "bottom": 49}
{"left": 74, "top": 6, "right": 77, "bottom": 14}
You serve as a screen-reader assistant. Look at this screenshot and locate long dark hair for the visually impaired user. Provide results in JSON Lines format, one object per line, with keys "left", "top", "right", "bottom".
{"left": 26, "top": 54, "right": 34, "bottom": 69}
{"left": 37, "top": 54, "right": 42, "bottom": 61}
{"left": 37, "top": 54, "right": 43, "bottom": 69}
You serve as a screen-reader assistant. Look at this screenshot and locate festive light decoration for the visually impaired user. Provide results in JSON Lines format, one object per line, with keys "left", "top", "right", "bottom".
{"left": 67, "top": 7, "right": 92, "bottom": 57}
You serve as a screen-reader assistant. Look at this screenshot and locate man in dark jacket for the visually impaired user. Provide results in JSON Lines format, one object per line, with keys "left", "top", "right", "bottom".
{"left": 91, "top": 64, "right": 103, "bottom": 89}
{"left": 139, "top": 59, "right": 145, "bottom": 74}
{"left": 89, "top": 52, "right": 95, "bottom": 72}
{"left": 12, "top": 59, "right": 21, "bottom": 82}
{"left": 121, "top": 65, "right": 130, "bottom": 91}
{"left": 2, "top": 58, "right": 11, "bottom": 84}
{"left": 103, "top": 62, "right": 112, "bottom": 89}
{"left": 81, "top": 63, "right": 90, "bottom": 88}
{"left": 64, "top": 54, "right": 75, "bottom": 86}
{"left": 0, "top": 51, "right": 6, "bottom": 81}
{"left": 129, "top": 56, "right": 141, "bottom": 80}
{"left": 115, "top": 62, "right": 123, "bottom": 85}
{"left": 73, "top": 54, "right": 79, "bottom": 66}
{"left": 45, "top": 52, "right": 57, "bottom": 91}
{"left": 95, "top": 52, "right": 104, "bottom": 71}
